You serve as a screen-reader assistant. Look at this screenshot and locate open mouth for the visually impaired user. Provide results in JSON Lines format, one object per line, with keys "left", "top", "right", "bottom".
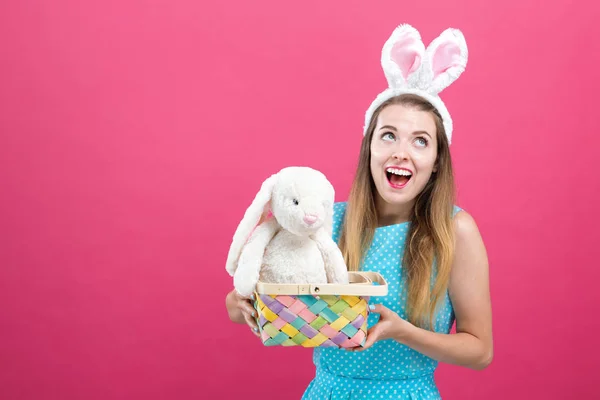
{"left": 385, "top": 167, "right": 412, "bottom": 188}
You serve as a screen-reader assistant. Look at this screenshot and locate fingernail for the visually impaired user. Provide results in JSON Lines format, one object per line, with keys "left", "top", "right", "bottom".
{"left": 253, "top": 327, "right": 258, "bottom": 332}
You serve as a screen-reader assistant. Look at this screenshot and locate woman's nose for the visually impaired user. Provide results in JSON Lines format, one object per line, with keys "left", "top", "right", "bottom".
{"left": 392, "top": 144, "right": 409, "bottom": 161}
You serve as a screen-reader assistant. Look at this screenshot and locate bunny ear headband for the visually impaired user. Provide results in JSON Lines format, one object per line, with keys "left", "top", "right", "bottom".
{"left": 363, "top": 24, "right": 468, "bottom": 144}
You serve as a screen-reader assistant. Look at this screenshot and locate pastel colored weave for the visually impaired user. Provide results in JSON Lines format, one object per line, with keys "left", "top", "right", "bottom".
{"left": 253, "top": 293, "right": 371, "bottom": 348}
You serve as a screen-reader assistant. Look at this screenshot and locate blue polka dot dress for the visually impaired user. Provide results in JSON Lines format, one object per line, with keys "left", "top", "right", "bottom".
{"left": 301, "top": 202, "right": 461, "bottom": 400}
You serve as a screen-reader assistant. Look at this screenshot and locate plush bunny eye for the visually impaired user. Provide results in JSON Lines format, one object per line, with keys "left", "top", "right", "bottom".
{"left": 293, "top": 199, "right": 299, "bottom": 205}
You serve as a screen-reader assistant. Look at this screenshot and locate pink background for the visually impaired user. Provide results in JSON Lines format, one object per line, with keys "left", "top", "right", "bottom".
{"left": 1, "top": 0, "right": 598, "bottom": 399}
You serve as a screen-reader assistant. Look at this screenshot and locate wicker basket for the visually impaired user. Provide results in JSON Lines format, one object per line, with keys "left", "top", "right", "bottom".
{"left": 252, "top": 271, "right": 388, "bottom": 348}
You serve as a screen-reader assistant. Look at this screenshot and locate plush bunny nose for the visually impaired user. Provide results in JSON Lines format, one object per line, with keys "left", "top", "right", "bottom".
{"left": 303, "top": 214, "right": 318, "bottom": 225}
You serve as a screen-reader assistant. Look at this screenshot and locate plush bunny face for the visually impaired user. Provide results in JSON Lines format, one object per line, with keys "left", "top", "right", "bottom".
{"left": 270, "top": 167, "right": 334, "bottom": 237}
{"left": 224, "top": 166, "right": 337, "bottom": 278}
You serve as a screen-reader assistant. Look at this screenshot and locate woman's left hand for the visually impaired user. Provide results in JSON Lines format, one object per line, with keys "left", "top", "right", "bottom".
{"left": 349, "top": 304, "right": 412, "bottom": 351}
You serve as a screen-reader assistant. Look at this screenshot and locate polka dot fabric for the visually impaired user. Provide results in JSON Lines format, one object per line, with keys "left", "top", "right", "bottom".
{"left": 301, "top": 202, "right": 461, "bottom": 400}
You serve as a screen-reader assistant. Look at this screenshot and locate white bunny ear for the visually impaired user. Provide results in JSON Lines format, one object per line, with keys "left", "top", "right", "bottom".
{"left": 425, "top": 28, "right": 468, "bottom": 95}
{"left": 381, "top": 24, "right": 426, "bottom": 89}
{"left": 364, "top": 23, "right": 469, "bottom": 143}
{"left": 225, "top": 173, "right": 279, "bottom": 277}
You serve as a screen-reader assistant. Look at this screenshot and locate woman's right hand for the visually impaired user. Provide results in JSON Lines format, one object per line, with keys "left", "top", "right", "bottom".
{"left": 225, "top": 289, "right": 261, "bottom": 337}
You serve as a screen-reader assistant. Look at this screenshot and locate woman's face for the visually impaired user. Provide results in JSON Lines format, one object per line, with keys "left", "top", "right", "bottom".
{"left": 370, "top": 104, "right": 438, "bottom": 212}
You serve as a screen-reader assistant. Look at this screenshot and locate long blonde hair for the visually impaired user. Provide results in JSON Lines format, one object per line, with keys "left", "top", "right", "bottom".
{"left": 338, "top": 93, "right": 456, "bottom": 330}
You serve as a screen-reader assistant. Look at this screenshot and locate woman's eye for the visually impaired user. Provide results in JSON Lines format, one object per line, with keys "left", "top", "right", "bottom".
{"left": 382, "top": 132, "right": 395, "bottom": 141}
{"left": 415, "top": 137, "right": 428, "bottom": 147}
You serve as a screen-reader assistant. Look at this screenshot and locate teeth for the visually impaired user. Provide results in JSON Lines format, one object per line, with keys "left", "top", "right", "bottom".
{"left": 386, "top": 168, "right": 412, "bottom": 176}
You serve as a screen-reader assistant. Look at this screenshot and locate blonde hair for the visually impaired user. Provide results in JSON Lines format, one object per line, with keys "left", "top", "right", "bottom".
{"left": 338, "top": 93, "right": 456, "bottom": 329}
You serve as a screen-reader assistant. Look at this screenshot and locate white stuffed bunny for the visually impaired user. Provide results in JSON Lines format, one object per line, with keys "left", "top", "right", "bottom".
{"left": 225, "top": 166, "right": 350, "bottom": 298}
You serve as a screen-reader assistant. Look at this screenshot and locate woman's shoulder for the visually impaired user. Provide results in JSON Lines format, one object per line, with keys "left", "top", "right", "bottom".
{"left": 452, "top": 206, "right": 483, "bottom": 243}
{"left": 333, "top": 201, "right": 347, "bottom": 215}
{"left": 330, "top": 202, "right": 347, "bottom": 241}
{"left": 332, "top": 202, "right": 348, "bottom": 225}
{"left": 452, "top": 204, "right": 463, "bottom": 217}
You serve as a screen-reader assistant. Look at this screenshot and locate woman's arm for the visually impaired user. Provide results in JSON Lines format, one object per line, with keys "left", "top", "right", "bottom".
{"left": 398, "top": 211, "right": 493, "bottom": 369}
{"left": 355, "top": 210, "right": 493, "bottom": 370}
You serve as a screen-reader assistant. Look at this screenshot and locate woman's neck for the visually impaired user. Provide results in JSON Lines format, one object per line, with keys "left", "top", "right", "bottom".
{"left": 375, "top": 196, "right": 414, "bottom": 227}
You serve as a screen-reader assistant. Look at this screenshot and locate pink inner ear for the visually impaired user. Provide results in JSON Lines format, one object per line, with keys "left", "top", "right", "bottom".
{"left": 432, "top": 40, "right": 461, "bottom": 78}
{"left": 391, "top": 36, "right": 422, "bottom": 80}
{"left": 245, "top": 211, "right": 273, "bottom": 245}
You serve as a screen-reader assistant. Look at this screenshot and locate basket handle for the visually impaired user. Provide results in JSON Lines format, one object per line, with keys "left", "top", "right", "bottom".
{"left": 355, "top": 271, "right": 386, "bottom": 286}
{"left": 255, "top": 271, "right": 388, "bottom": 296}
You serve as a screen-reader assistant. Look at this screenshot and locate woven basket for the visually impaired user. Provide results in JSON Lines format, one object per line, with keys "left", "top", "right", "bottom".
{"left": 252, "top": 271, "right": 388, "bottom": 348}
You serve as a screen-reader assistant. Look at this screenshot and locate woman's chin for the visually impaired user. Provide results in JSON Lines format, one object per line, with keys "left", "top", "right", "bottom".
{"left": 377, "top": 190, "right": 414, "bottom": 208}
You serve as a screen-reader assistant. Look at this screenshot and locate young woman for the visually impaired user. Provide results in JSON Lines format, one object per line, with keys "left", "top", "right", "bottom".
{"left": 225, "top": 24, "right": 493, "bottom": 399}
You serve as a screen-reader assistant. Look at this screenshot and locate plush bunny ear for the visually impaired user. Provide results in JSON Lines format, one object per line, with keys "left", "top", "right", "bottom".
{"left": 225, "top": 173, "right": 279, "bottom": 277}
{"left": 381, "top": 24, "right": 426, "bottom": 89}
{"left": 425, "top": 28, "right": 468, "bottom": 95}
